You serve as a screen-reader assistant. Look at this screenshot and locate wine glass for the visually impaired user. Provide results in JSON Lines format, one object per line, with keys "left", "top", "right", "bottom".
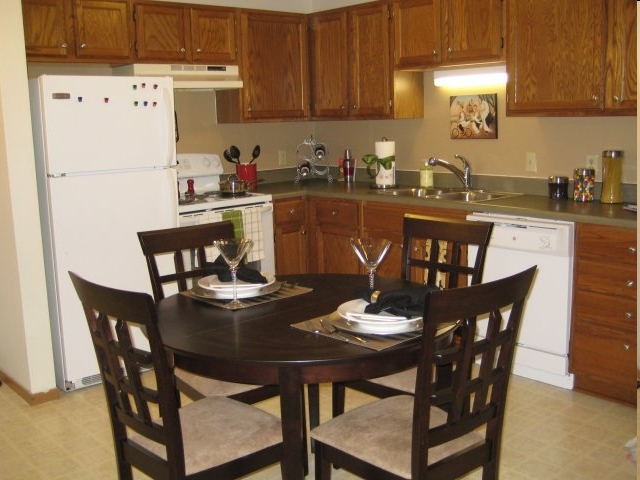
{"left": 212, "top": 238, "right": 254, "bottom": 308}
{"left": 349, "top": 237, "right": 392, "bottom": 290}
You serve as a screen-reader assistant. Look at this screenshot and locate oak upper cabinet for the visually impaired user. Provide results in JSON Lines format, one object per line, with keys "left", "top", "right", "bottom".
{"left": 23, "top": 0, "right": 74, "bottom": 59}
{"left": 310, "top": 3, "right": 423, "bottom": 120}
{"left": 506, "top": 0, "right": 636, "bottom": 116}
{"left": 604, "top": 0, "right": 637, "bottom": 114}
{"left": 133, "top": 2, "right": 188, "bottom": 62}
{"left": 134, "top": 2, "right": 238, "bottom": 64}
{"left": 309, "top": 198, "right": 360, "bottom": 274}
{"left": 441, "top": 0, "right": 503, "bottom": 64}
{"left": 189, "top": 6, "right": 238, "bottom": 64}
{"left": 23, "top": 0, "right": 132, "bottom": 62}
{"left": 392, "top": 0, "right": 503, "bottom": 69}
{"left": 274, "top": 198, "right": 308, "bottom": 275}
{"left": 570, "top": 223, "right": 637, "bottom": 405}
{"left": 74, "top": 0, "right": 132, "bottom": 60}
{"left": 308, "top": 10, "right": 349, "bottom": 118}
{"left": 217, "top": 10, "right": 308, "bottom": 122}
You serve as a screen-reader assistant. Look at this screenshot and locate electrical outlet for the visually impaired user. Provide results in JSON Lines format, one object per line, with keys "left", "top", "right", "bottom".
{"left": 525, "top": 152, "right": 537, "bottom": 172}
{"left": 586, "top": 154, "right": 601, "bottom": 180}
{"left": 278, "top": 150, "right": 287, "bottom": 166}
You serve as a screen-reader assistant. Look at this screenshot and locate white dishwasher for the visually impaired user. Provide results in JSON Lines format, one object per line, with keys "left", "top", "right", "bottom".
{"left": 466, "top": 212, "right": 575, "bottom": 389}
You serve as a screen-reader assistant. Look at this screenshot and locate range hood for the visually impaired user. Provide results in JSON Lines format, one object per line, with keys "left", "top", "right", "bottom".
{"left": 113, "top": 64, "right": 243, "bottom": 90}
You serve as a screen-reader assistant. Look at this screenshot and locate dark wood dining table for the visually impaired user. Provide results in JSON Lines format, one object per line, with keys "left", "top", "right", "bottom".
{"left": 156, "top": 273, "right": 423, "bottom": 480}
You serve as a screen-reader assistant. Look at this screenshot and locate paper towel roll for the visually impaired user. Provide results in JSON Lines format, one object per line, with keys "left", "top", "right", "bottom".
{"left": 375, "top": 141, "right": 395, "bottom": 159}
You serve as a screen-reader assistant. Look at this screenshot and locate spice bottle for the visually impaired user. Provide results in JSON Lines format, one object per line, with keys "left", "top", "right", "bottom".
{"left": 343, "top": 149, "right": 355, "bottom": 183}
{"left": 419, "top": 159, "right": 434, "bottom": 188}
{"left": 600, "top": 150, "right": 623, "bottom": 204}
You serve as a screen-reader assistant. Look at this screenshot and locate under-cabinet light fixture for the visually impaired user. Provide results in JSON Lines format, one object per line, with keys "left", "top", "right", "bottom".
{"left": 433, "top": 65, "right": 507, "bottom": 87}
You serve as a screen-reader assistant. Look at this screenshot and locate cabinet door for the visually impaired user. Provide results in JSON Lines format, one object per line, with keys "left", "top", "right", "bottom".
{"left": 506, "top": 0, "right": 606, "bottom": 114}
{"left": 23, "top": 0, "right": 74, "bottom": 59}
{"left": 309, "top": 10, "right": 349, "bottom": 118}
{"left": 74, "top": 0, "right": 132, "bottom": 60}
{"left": 604, "top": 0, "right": 637, "bottom": 113}
{"left": 189, "top": 6, "right": 238, "bottom": 64}
{"left": 392, "top": 0, "right": 440, "bottom": 69}
{"left": 442, "top": 0, "right": 502, "bottom": 63}
{"left": 274, "top": 198, "right": 308, "bottom": 275}
{"left": 349, "top": 3, "right": 391, "bottom": 118}
{"left": 240, "top": 11, "right": 309, "bottom": 120}
{"left": 134, "top": 2, "right": 188, "bottom": 62}
{"left": 311, "top": 199, "right": 360, "bottom": 274}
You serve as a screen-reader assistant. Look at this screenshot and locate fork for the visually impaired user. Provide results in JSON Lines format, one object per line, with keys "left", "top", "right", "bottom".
{"left": 320, "top": 319, "right": 368, "bottom": 344}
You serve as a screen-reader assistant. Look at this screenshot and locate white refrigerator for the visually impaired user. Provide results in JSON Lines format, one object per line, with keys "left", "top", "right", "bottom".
{"left": 29, "top": 75, "right": 178, "bottom": 391}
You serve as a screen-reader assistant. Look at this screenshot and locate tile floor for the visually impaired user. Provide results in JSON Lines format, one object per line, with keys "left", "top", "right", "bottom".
{"left": 0, "top": 376, "right": 636, "bottom": 479}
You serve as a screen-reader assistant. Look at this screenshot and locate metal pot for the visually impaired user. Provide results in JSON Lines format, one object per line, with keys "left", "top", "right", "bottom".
{"left": 220, "top": 174, "right": 250, "bottom": 195}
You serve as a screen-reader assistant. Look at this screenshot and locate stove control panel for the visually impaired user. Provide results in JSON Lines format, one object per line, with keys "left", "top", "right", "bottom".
{"left": 176, "top": 153, "right": 224, "bottom": 178}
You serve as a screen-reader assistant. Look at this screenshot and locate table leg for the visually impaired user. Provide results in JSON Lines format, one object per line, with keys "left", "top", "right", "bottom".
{"left": 279, "top": 367, "right": 305, "bottom": 480}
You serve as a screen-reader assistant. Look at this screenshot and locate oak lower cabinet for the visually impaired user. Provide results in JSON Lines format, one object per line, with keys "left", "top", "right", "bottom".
{"left": 274, "top": 197, "right": 308, "bottom": 275}
{"left": 23, "top": 0, "right": 133, "bottom": 62}
{"left": 309, "top": 197, "right": 360, "bottom": 274}
{"left": 361, "top": 201, "right": 467, "bottom": 282}
{"left": 570, "top": 223, "right": 637, "bottom": 405}
{"left": 506, "top": 0, "right": 636, "bottom": 116}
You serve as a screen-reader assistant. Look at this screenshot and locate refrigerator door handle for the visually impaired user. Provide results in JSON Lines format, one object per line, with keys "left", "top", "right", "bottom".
{"left": 161, "top": 85, "right": 176, "bottom": 166}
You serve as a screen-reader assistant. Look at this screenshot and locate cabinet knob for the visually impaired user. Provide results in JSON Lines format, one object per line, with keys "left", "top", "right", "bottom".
{"left": 447, "top": 47, "right": 452, "bottom": 55}
{"left": 79, "top": 43, "right": 86, "bottom": 49}
{"left": 288, "top": 208, "right": 296, "bottom": 215}
{"left": 629, "top": 246, "right": 636, "bottom": 255}
{"left": 196, "top": 48, "right": 202, "bottom": 53}
{"left": 351, "top": 105, "right": 357, "bottom": 110}
{"left": 613, "top": 95, "right": 620, "bottom": 103}
{"left": 431, "top": 49, "right": 437, "bottom": 56}
{"left": 626, "top": 280, "right": 635, "bottom": 288}
{"left": 623, "top": 344, "right": 630, "bottom": 352}
{"left": 301, "top": 228, "right": 306, "bottom": 236}
{"left": 331, "top": 210, "right": 338, "bottom": 216}
{"left": 180, "top": 47, "right": 186, "bottom": 53}
{"left": 60, "top": 42, "right": 68, "bottom": 48}
{"left": 624, "top": 312, "right": 634, "bottom": 321}
{"left": 591, "top": 94, "right": 600, "bottom": 102}
{"left": 341, "top": 105, "right": 346, "bottom": 110}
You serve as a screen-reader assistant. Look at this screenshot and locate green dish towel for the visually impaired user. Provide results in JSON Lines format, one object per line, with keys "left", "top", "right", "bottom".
{"left": 222, "top": 210, "right": 244, "bottom": 239}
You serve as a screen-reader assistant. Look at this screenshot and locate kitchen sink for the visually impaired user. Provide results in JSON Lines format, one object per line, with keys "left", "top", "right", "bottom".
{"left": 369, "top": 187, "right": 521, "bottom": 202}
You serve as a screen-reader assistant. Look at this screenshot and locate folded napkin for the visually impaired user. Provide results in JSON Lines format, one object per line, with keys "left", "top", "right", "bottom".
{"left": 356, "top": 285, "right": 440, "bottom": 318}
{"left": 204, "top": 255, "right": 268, "bottom": 284}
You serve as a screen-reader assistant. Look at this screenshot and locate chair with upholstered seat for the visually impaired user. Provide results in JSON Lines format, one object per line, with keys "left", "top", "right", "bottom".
{"left": 332, "top": 214, "right": 493, "bottom": 415}
{"left": 137, "top": 222, "right": 279, "bottom": 404}
{"left": 69, "top": 271, "right": 284, "bottom": 480}
{"left": 312, "top": 266, "right": 536, "bottom": 480}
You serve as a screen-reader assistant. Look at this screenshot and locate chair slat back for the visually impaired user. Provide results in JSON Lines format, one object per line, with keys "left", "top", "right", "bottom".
{"left": 138, "top": 221, "right": 235, "bottom": 300}
{"left": 401, "top": 214, "right": 493, "bottom": 288}
{"left": 69, "top": 271, "right": 186, "bottom": 479}
{"left": 412, "top": 266, "right": 537, "bottom": 479}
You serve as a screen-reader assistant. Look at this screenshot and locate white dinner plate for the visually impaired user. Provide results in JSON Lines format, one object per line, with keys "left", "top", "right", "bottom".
{"left": 332, "top": 316, "right": 423, "bottom": 335}
{"left": 337, "top": 299, "right": 422, "bottom": 323}
{"left": 198, "top": 273, "right": 275, "bottom": 296}
{"left": 192, "top": 281, "right": 281, "bottom": 300}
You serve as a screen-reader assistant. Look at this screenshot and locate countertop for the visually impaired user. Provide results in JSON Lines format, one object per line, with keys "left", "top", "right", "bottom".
{"left": 258, "top": 181, "right": 637, "bottom": 229}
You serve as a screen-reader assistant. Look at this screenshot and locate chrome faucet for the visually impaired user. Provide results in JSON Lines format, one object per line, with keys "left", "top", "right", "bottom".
{"left": 427, "top": 154, "right": 472, "bottom": 189}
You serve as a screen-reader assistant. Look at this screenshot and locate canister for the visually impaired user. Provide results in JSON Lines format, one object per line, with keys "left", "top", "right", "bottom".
{"left": 573, "top": 168, "right": 595, "bottom": 202}
{"left": 600, "top": 150, "right": 623, "bottom": 204}
{"left": 419, "top": 159, "right": 434, "bottom": 188}
{"left": 548, "top": 176, "right": 569, "bottom": 200}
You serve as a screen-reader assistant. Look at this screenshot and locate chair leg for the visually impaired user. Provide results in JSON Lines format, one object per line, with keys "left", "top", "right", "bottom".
{"left": 308, "top": 383, "right": 320, "bottom": 429}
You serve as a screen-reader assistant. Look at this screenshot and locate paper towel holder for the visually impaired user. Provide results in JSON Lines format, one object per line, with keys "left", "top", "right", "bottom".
{"left": 363, "top": 137, "right": 397, "bottom": 189}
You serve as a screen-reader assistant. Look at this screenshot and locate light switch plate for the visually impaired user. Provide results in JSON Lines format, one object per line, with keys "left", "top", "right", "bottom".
{"left": 525, "top": 152, "right": 537, "bottom": 172}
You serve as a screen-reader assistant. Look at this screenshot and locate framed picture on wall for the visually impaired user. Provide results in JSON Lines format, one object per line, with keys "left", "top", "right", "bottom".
{"left": 449, "top": 94, "right": 497, "bottom": 140}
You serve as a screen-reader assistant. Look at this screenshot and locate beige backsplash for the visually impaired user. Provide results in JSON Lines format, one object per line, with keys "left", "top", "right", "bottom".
{"left": 174, "top": 77, "right": 637, "bottom": 193}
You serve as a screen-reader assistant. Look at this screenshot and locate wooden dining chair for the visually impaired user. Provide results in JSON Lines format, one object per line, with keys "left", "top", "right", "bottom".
{"left": 69, "top": 271, "right": 284, "bottom": 480}
{"left": 312, "top": 265, "right": 536, "bottom": 480}
{"left": 137, "top": 222, "right": 279, "bottom": 404}
{"left": 332, "top": 213, "right": 494, "bottom": 417}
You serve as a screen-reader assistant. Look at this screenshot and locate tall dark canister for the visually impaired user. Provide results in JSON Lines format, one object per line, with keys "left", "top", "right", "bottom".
{"left": 600, "top": 150, "right": 623, "bottom": 204}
